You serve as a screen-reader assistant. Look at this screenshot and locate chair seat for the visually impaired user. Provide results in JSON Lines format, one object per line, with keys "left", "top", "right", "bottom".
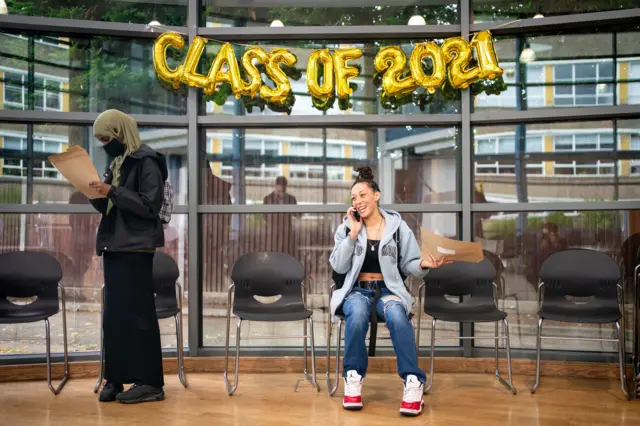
{"left": 0, "top": 300, "right": 59, "bottom": 324}
{"left": 234, "top": 306, "right": 312, "bottom": 322}
{"left": 539, "top": 304, "right": 621, "bottom": 324}
{"left": 156, "top": 307, "right": 180, "bottom": 320}
{"left": 424, "top": 302, "right": 507, "bottom": 323}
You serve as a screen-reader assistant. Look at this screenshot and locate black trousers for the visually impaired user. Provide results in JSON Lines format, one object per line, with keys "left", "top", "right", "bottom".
{"left": 103, "top": 251, "right": 164, "bottom": 388}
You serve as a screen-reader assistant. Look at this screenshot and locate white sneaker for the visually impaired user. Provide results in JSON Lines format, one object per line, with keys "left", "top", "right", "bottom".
{"left": 342, "top": 370, "right": 363, "bottom": 410}
{"left": 399, "top": 375, "right": 424, "bottom": 416}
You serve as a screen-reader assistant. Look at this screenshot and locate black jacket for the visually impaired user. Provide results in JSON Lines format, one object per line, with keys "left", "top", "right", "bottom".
{"left": 90, "top": 144, "right": 168, "bottom": 255}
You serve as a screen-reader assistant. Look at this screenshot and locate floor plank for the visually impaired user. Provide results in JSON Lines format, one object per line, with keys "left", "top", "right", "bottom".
{"left": 0, "top": 373, "right": 639, "bottom": 425}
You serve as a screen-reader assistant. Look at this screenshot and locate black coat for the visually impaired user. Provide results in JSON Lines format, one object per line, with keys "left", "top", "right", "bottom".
{"left": 90, "top": 144, "right": 168, "bottom": 255}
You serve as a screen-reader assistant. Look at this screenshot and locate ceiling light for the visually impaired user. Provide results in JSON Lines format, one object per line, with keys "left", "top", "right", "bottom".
{"left": 519, "top": 47, "right": 536, "bottom": 63}
{"left": 533, "top": 13, "right": 544, "bottom": 19}
{"left": 408, "top": 14, "right": 426, "bottom": 25}
{"left": 270, "top": 19, "right": 284, "bottom": 27}
{"left": 148, "top": 20, "right": 161, "bottom": 26}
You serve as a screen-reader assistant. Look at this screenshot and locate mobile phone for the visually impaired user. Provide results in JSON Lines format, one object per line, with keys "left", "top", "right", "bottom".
{"left": 352, "top": 210, "right": 361, "bottom": 222}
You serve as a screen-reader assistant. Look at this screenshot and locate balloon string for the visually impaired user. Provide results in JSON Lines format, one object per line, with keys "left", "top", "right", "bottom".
{"left": 145, "top": 18, "right": 523, "bottom": 50}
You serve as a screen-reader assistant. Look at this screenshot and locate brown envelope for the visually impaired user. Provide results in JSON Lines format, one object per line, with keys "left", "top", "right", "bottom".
{"left": 420, "top": 228, "right": 484, "bottom": 263}
{"left": 48, "top": 146, "right": 105, "bottom": 199}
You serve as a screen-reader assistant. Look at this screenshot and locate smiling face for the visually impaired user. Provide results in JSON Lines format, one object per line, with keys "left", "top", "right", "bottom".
{"left": 351, "top": 182, "right": 380, "bottom": 220}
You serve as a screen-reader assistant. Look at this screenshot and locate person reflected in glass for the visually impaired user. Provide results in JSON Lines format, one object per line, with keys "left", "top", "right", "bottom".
{"left": 329, "top": 166, "right": 450, "bottom": 417}
{"left": 88, "top": 109, "right": 167, "bottom": 404}
{"left": 263, "top": 176, "right": 298, "bottom": 256}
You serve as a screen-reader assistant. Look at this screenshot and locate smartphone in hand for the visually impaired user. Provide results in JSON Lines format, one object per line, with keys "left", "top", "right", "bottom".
{"left": 352, "top": 210, "right": 361, "bottom": 222}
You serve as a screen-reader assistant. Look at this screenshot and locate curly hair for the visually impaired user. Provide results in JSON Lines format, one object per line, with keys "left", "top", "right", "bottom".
{"left": 351, "top": 166, "right": 380, "bottom": 192}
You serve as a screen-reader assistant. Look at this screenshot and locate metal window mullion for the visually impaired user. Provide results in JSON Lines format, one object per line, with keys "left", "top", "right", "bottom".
{"left": 186, "top": 0, "right": 201, "bottom": 358}
{"left": 460, "top": 0, "right": 473, "bottom": 357}
{"left": 25, "top": 36, "right": 35, "bottom": 204}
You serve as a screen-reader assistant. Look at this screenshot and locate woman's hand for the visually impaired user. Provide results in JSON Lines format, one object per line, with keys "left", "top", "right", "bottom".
{"left": 346, "top": 207, "right": 362, "bottom": 239}
{"left": 89, "top": 181, "right": 112, "bottom": 196}
{"left": 421, "top": 253, "right": 452, "bottom": 269}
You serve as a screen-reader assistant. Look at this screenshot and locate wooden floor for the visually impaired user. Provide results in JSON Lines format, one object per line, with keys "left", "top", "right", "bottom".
{"left": 1, "top": 373, "right": 639, "bottom": 425}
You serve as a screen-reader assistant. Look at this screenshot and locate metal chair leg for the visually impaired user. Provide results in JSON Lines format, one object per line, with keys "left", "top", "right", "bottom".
{"left": 327, "top": 319, "right": 342, "bottom": 396}
{"left": 495, "top": 318, "right": 517, "bottom": 395}
{"left": 93, "top": 285, "right": 104, "bottom": 393}
{"left": 45, "top": 316, "right": 69, "bottom": 394}
{"left": 175, "top": 314, "right": 187, "bottom": 388}
{"left": 616, "top": 320, "right": 630, "bottom": 400}
{"left": 424, "top": 318, "right": 436, "bottom": 394}
{"left": 224, "top": 317, "right": 241, "bottom": 396}
{"left": 530, "top": 317, "right": 543, "bottom": 393}
{"left": 305, "top": 317, "right": 320, "bottom": 391}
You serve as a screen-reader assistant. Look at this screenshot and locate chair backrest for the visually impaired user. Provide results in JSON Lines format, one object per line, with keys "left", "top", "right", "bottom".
{"left": 483, "top": 250, "right": 504, "bottom": 277}
{"left": 230, "top": 251, "right": 305, "bottom": 308}
{"left": 620, "top": 233, "right": 640, "bottom": 279}
{"left": 423, "top": 258, "right": 497, "bottom": 303}
{"left": 152, "top": 251, "right": 180, "bottom": 296}
{"left": 0, "top": 251, "right": 63, "bottom": 298}
{"left": 539, "top": 249, "right": 620, "bottom": 300}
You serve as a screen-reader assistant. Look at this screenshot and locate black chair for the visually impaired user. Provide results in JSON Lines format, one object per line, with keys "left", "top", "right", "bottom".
{"left": 0, "top": 251, "right": 69, "bottom": 394}
{"left": 224, "top": 251, "right": 320, "bottom": 395}
{"left": 416, "top": 258, "right": 517, "bottom": 395}
{"left": 530, "top": 249, "right": 629, "bottom": 399}
{"left": 325, "top": 282, "right": 417, "bottom": 396}
{"left": 619, "top": 233, "right": 640, "bottom": 394}
{"left": 93, "top": 252, "right": 187, "bottom": 393}
{"left": 484, "top": 250, "right": 522, "bottom": 344}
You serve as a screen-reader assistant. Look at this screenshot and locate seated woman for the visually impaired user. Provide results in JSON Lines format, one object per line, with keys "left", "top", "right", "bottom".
{"left": 329, "top": 167, "right": 448, "bottom": 417}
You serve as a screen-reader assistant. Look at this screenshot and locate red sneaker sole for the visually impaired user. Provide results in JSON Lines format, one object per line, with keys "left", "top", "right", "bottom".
{"left": 399, "top": 401, "right": 424, "bottom": 417}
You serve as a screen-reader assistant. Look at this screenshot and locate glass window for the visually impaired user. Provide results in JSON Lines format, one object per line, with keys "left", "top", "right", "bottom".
{"left": 202, "top": 126, "right": 459, "bottom": 205}
{"left": 0, "top": 213, "right": 187, "bottom": 355}
{"left": 473, "top": 209, "right": 635, "bottom": 352}
{"left": 0, "top": 31, "right": 187, "bottom": 115}
{"left": 201, "top": 40, "right": 461, "bottom": 116}
{"left": 3, "top": 0, "right": 187, "bottom": 25}
{"left": 474, "top": 30, "right": 640, "bottom": 111}
{"left": 201, "top": 212, "right": 460, "bottom": 348}
{"left": 0, "top": 123, "right": 187, "bottom": 205}
{"left": 203, "top": 1, "right": 459, "bottom": 27}
{"left": 473, "top": 1, "right": 639, "bottom": 22}
{"left": 474, "top": 120, "right": 640, "bottom": 203}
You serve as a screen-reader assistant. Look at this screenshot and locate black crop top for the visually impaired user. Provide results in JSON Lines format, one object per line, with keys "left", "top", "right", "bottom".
{"left": 359, "top": 239, "right": 382, "bottom": 273}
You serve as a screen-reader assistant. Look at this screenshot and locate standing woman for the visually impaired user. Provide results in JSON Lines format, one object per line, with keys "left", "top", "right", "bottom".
{"left": 89, "top": 109, "right": 167, "bottom": 404}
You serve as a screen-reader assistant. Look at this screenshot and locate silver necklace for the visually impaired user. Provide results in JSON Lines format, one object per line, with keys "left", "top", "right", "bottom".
{"left": 368, "top": 220, "right": 383, "bottom": 251}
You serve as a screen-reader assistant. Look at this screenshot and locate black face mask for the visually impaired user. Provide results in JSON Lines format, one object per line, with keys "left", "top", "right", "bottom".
{"left": 103, "top": 139, "right": 125, "bottom": 157}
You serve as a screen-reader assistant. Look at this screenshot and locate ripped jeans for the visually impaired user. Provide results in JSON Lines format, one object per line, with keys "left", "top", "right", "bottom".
{"left": 339, "top": 287, "right": 426, "bottom": 383}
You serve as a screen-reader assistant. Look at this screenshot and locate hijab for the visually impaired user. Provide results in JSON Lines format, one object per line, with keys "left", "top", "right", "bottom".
{"left": 93, "top": 109, "right": 142, "bottom": 214}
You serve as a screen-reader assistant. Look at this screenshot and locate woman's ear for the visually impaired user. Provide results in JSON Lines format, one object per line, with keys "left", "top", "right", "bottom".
{"left": 374, "top": 191, "right": 381, "bottom": 203}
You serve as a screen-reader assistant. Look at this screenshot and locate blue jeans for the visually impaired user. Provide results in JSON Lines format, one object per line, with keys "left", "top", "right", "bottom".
{"left": 340, "top": 287, "right": 426, "bottom": 384}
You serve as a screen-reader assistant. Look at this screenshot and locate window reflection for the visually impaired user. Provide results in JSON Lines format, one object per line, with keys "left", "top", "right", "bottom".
{"left": 473, "top": 120, "right": 640, "bottom": 203}
{"left": 0, "top": 123, "right": 187, "bottom": 205}
{"left": 473, "top": 209, "right": 638, "bottom": 352}
{"left": 474, "top": 30, "right": 640, "bottom": 111}
{"left": 0, "top": 31, "right": 187, "bottom": 115}
{"left": 202, "top": 127, "right": 459, "bottom": 205}
{"left": 473, "top": 0, "right": 638, "bottom": 22}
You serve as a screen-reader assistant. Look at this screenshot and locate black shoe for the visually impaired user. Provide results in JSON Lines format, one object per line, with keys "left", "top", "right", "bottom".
{"left": 116, "top": 384, "right": 165, "bottom": 404}
{"left": 99, "top": 382, "right": 124, "bottom": 402}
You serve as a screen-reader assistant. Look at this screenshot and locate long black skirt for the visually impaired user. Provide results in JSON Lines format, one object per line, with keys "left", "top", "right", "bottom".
{"left": 103, "top": 251, "right": 164, "bottom": 388}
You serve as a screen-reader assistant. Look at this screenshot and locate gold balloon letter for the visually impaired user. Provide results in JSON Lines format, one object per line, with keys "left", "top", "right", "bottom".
{"left": 153, "top": 32, "right": 185, "bottom": 89}
{"left": 441, "top": 37, "right": 480, "bottom": 89}
{"left": 181, "top": 36, "right": 209, "bottom": 89}
{"left": 306, "top": 49, "right": 334, "bottom": 100}
{"left": 260, "top": 48, "right": 297, "bottom": 104}
{"left": 471, "top": 30, "right": 503, "bottom": 80}
{"left": 206, "top": 43, "right": 245, "bottom": 97}
{"left": 334, "top": 48, "right": 362, "bottom": 99}
{"left": 240, "top": 47, "right": 269, "bottom": 98}
{"left": 409, "top": 42, "right": 446, "bottom": 94}
{"left": 374, "top": 46, "right": 417, "bottom": 97}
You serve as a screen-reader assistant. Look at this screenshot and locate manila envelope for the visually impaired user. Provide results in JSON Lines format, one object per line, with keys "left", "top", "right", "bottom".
{"left": 48, "top": 146, "right": 105, "bottom": 199}
{"left": 421, "top": 228, "right": 484, "bottom": 263}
